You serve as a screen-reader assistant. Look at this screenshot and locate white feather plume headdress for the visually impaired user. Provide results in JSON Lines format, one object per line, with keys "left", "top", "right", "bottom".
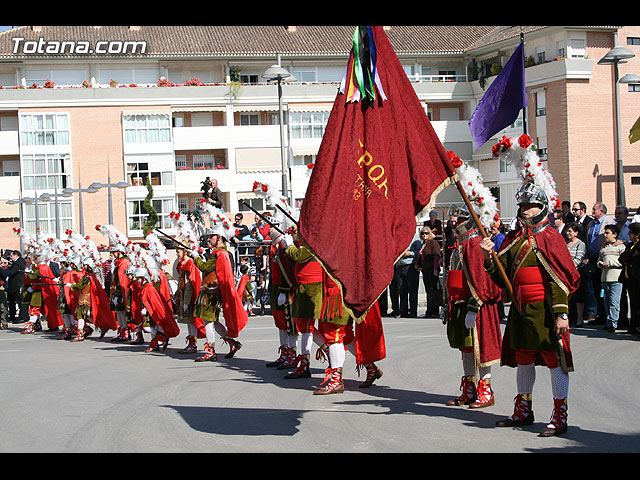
{"left": 95, "top": 224, "right": 129, "bottom": 254}
{"left": 144, "top": 230, "right": 171, "bottom": 268}
{"left": 168, "top": 211, "right": 203, "bottom": 258}
{"left": 198, "top": 199, "right": 236, "bottom": 241}
{"left": 129, "top": 242, "right": 159, "bottom": 283}
{"left": 251, "top": 181, "right": 297, "bottom": 232}
{"left": 447, "top": 151, "right": 499, "bottom": 229}
{"left": 491, "top": 134, "right": 561, "bottom": 211}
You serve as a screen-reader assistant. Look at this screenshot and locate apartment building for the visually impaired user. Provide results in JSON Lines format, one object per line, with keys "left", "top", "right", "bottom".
{"left": 0, "top": 25, "right": 638, "bottom": 250}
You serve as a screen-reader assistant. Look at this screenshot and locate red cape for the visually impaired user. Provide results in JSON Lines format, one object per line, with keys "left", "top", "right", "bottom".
{"left": 87, "top": 270, "right": 117, "bottom": 331}
{"left": 354, "top": 301, "right": 386, "bottom": 364}
{"left": 178, "top": 258, "right": 205, "bottom": 338}
{"left": 37, "top": 262, "right": 63, "bottom": 329}
{"left": 237, "top": 273, "right": 249, "bottom": 299}
{"left": 461, "top": 235, "right": 502, "bottom": 365}
{"left": 128, "top": 281, "right": 144, "bottom": 327}
{"left": 157, "top": 270, "right": 173, "bottom": 313}
{"left": 140, "top": 281, "right": 180, "bottom": 338}
{"left": 63, "top": 269, "right": 83, "bottom": 314}
{"left": 114, "top": 257, "right": 130, "bottom": 301}
{"left": 215, "top": 248, "right": 248, "bottom": 338}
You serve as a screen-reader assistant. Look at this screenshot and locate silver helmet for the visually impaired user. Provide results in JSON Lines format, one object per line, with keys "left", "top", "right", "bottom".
{"left": 515, "top": 182, "right": 548, "bottom": 207}
{"left": 447, "top": 203, "right": 470, "bottom": 220}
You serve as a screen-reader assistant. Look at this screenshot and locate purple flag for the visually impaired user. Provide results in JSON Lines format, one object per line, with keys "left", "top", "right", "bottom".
{"left": 469, "top": 41, "right": 527, "bottom": 149}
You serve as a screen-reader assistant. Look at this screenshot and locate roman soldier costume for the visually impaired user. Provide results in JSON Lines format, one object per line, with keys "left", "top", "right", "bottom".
{"left": 445, "top": 211, "right": 502, "bottom": 408}
{"left": 487, "top": 135, "right": 581, "bottom": 437}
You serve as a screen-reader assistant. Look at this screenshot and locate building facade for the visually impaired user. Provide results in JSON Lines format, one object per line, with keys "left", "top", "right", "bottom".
{"left": 0, "top": 25, "right": 638, "bottom": 250}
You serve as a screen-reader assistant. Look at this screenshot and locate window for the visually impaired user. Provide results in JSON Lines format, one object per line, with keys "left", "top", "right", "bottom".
{"left": 126, "top": 162, "right": 173, "bottom": 187}
{"left": 240, "top": 114, "right": 260, "bottom": 126}
{"left": 628, "top": 84, "right": 640, "bottom": 93}
{"left": 20, "top": 113, "right": 69, "bottom": 146}
{"left": 290, "top": 111, "right": 330, "bottom": 139}
{"left": 238, "top": 197, "right": 266, "bottom": 213}
{"left": 22, "top": 153, "right": 71, "bottom": 191}
{"left": 175, "top": 154, "right": 187, "bottom": 169}
{"left": 239, "top": 74, "right": 258, "bottom": 84}
{"left": 193, "top": 154, "right": 214, "bottom": 169}
{"left": 292, "top": 69, "right": 316, "bottom": 83}
{"left": 535, "top": 46, "right": 546, "bottom": 63}
{"left": 23, "top": 201, "right": 73, "bottom": 235}
{"left": 627, "top": 37, "right": 640, "bottom": 46}
{"left": 292, "top": 154, "right": 315, "bottom": 167}
{"left": 128, "top": 198, "right": 174, "bottom": 231}
{"left": 177, "top": 197, "right": 188, "bottom": 213}
{"left": 123, "top": 113, "right": 171, "bottom": 143}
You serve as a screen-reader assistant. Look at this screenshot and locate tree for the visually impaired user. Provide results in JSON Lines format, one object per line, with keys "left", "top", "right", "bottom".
{"left": 142, "top": 176, "right": 159, "bottom": 235}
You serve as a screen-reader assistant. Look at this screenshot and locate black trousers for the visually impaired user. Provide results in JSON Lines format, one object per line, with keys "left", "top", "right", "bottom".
{"left": 7, "top": 290, "right": 27, "bottom": 322}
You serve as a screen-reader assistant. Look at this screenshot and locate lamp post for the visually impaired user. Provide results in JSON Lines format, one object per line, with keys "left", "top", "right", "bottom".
{"left": 39, "top": 184, "right": 72, "bottom": 240}
{"left": 6, "top": 194, "right": 49, "bottom": 248}
{"left": 88, "top": 178, "right": 129, "bottom": 225}
{"left": 598, "top": 45, "right": 636, "bottom": 207}
{"left": 262, "top": 56, "right": 296, "bottom": 205}
{"left": 62, "top": 182, "right": 98, "bottom": 235}
{"left": 88, "top": 155, "right": 128, "bottom": 225}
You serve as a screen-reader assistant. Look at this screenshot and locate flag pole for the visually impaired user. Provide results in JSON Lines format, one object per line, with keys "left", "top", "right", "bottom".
{"left": 452, "top": 179, "right": 516, "bottom": 307}
{"left": 520, "top": 27, "right": 527, "bottom": 136}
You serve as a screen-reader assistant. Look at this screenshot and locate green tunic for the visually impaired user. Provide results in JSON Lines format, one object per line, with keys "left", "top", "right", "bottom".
{"left": 487, "top": 235, "right": 568, "bottom": 353}
{"left": 23, "top": 269, "right": 43, "bottom": 308}
{"left": 193, "top": 252, "right": 222, "bottom": 323}
{"left": 70, "top": 276, "right": 92, "bottom": 320}
{"left": 284, "top": 245, "right": 323, "bottom": 320}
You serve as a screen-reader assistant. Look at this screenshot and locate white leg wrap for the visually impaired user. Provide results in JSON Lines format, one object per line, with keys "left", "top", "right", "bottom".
{"left": 549, "top": 366, "right": 570, "bottom": 400}
{"left": 77, "top": 318, "right": 85, "bottom": 331}
{"left": 214, "top": 321, "right": 228, "bottom": 339}
{"left": 516, "top": 363, "right": 536, "bottom": 395}
{"left": 29, "top": 315, "right": 38, "bottom": 323}
{"left": 345, "top": 340, "right": 356, "bottom": 357}
{"left": 312, "top": 328, "right": 325, "bottom": 348}
{"left": 116, "top": 311, "right": 126, "bottom": 328}
{"left": 462, "top": 351, "right": 475, "bottom": 377}
{"left": 63, "top": 314, "right": 72, "bottom": 328}
{"left": 300, "top": 332, "right": 313, "bottom": 355}
{"left": 328, "top": 342, "right": 346, "bottom": 368}
{"left": 478, "top": 365, "right": 492, "bottom": 380}
{"left": 205, "top": 322, "right": 216, "bottom": 344}
{"left": 278, "top": 329, "right": 288, "bottom": 346}
{"left": 149, "top": 325, "right": 157, "bottom": 337}
{"left": 187, "top": 323, "right": 198, "bottom": 337}
{"left": 287, "top": 333, "right": 297, "bottom": 349}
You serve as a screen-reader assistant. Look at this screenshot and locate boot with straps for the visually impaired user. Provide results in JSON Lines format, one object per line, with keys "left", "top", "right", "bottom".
{"left": 496, "top": 393, "right": 534, "bottom": 427}
{"left": 284, "top": 354, "right": 311, "bottom": 379}
{"left": 447, "top": 375, "right": 477, "bottom": 406}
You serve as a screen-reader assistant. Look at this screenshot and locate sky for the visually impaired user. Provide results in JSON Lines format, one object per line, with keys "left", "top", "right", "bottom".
{"left": 0, "top": 26, "right": 17, "bottom": 32}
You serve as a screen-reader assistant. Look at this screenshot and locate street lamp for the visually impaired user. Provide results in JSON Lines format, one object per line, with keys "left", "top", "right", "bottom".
{"left": 88, "top": 180, "right": 129, "bottom": 225}
{"left": 62, "top": 182, "right": 98, "bottom": 235}
{"left": 262, "top": 58, "right": 296, "bottom": 205}
{"left": 6, "top": 194, "right": 49, "bottom": 248}
{"left": 598, "top": 45, "right": 636, "bottom": 207}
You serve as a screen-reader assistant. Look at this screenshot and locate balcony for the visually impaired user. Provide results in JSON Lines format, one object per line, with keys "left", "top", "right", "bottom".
{"left": 173, "top": 124, "right": 281, "bottom": 151}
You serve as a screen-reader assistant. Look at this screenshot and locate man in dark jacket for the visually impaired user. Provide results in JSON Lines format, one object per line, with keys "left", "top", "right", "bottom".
{"left": 7, "top": 250, "right": 26, "bottom": 323}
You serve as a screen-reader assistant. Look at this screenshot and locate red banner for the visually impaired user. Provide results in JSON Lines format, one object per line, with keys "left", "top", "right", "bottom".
{"left": 299, "top": 26, "right": 456, "bottom": 318}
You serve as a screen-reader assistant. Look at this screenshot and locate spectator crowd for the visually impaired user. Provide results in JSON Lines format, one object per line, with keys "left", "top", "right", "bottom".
{"left": 376, "top": 201, "right": 640, "bottom": 338}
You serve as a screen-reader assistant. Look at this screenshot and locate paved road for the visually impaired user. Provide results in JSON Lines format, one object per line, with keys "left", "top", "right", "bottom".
{"left": 1, "top": 313, "right": 639, "bottom": 453}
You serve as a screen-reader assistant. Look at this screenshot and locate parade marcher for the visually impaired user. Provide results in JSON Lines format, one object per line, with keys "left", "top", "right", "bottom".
{"left": 311, "top": 266, "right": 386, "bottom": 394}
{"left": 53, "top": 238, "right": 83, "bottom": 340}
{"left": 134, "top": 254, "right": 180, "bottom": 353}
{"left": 279, "top": 230, "right": 327, "bottom": 380}
{"left": 125, "top": 263, "right": 146, "bottom": 344}
{"left": 483, "top": 135, "right": 581, "bottom": 437}
{"left": 192, "top": 202, "right": 247, "bottom": 361}
{"left": 96, "top": 225, "right": 131, "bottom": 342}
{"left": 444, "top": 207, "right": 502, "bottom": 408}
{"left": 444, "top": 154, "right": 502, "bottom": 409}
{"left": 65, "top": 231, "right": 116, "bottom": 342}
{"left": 17, "top": 234, "right": 63, "bottom": 334}
{"left": 264, "top": 219, "right": 299, "bottom": 369}
{"left": 168, "top": 211, "right": 206, "bottom": 354}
